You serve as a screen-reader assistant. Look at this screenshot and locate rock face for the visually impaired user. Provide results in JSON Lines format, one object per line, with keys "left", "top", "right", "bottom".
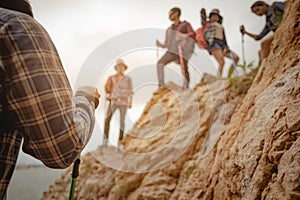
{"left": 42, "top": 0, "right": 300, "bottom": 199}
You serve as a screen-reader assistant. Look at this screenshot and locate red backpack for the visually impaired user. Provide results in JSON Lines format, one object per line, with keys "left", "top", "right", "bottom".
{"left": 195, "top": 22, "right": 210, "bottom": 49}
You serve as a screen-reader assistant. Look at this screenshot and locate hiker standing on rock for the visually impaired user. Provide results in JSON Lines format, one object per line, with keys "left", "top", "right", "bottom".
{"left": 0, "top": 0, "right": 100, "bottom": 198}
{"left": 240, "top": 1, "right": 285, "bottom": 60}
{"left": 201, "top": 8, "right": 239, "bottom": 78}
{"left": 156, "top": 7, "right": 195, "bottom": 89}
{"left": 104, "top": 59, "right": 133, "bottom": 148}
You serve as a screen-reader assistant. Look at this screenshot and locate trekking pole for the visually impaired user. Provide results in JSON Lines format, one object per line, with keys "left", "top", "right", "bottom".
{"left": 178, "top": 45, "right": 187, "bottom": 89}
{"left": 228, "top": 50, "right": 239, "bottom": 78}
{"left": 103, "top": 93, "right": 109, "bottom": 145}
{"left": 241, "top": 33, "right": 246, "bottom": 66}
{"left": 68, "top": 156, "right": 81, "bottom": 200}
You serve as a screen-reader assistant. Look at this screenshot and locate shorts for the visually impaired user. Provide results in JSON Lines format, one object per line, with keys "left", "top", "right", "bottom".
{"left": 207, "top": 39, "right": 228, "bottom": 54}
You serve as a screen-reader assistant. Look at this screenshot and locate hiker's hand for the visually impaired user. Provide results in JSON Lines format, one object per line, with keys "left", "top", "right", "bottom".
{"left": 76, "top": 86, "right": 101, "bottom": 109}
{"left": 156, "top": 40, "right": 163, "bottom": 48}
{"left": 240, "top": 25, "right": 246, "bottom": 34}
{"left": 128, "top": 102, "right": 132, "bottom": 109}
{"left": 176, "top": 33, "right": 187, "bottom": 41}
{"left": 106, "top": 94, "right": 112, "bottom": 101}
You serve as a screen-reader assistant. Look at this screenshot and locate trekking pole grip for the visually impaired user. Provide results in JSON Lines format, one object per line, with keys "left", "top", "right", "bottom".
{"left": 71, "top": 157, "right": 81, "bottom": 178}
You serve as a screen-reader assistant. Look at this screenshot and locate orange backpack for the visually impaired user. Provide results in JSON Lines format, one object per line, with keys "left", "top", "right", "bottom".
{"left": 195, "top": 22, "right": 210, "bottom": 49}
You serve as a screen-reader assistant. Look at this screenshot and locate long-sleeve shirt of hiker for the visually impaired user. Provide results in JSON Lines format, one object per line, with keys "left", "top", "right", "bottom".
{"left": 256, "top": 1, "right": 285, "bottom": 40}
{"left": 0, "top": 8, "right": 95, "bottom": 198}
{"left": 164, "top": 21, "right": 195, "bottom": 56}
{"left": 105, "top": 74, "right": 133, "bottom": 107}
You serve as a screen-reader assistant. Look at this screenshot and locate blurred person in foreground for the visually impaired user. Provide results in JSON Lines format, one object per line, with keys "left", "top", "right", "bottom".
{"left": 0, "top": 0, "right": 100, "bottom": 198}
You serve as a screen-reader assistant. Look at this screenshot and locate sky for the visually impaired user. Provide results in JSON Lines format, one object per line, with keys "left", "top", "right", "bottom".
{"left": 29, "top": 0, "right": 274, "bottom": 86}
{"left": 17, "top": 0, "right": 277, "bottom": 164}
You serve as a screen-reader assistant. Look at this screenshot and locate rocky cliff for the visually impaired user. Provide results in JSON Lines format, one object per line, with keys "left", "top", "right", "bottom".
{"left": 42, "top": 0, "right": 300, "bottom": 199}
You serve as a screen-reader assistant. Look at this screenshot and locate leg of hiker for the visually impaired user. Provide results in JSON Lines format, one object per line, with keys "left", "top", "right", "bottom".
{"left": 118, "top": 105, "right": 127, "bottom": 149}
{"left": 183, "top": 58, "right": 190, "bottom": 88}
{"left": 211, "top": 48, "right": 225, "bottom": 77}
{"left": 119, "top": 105, "right": 127, "bottom": 141}
{"left": 258, "top": 49, "right": 263, "bottom": 61}
{"left": 104, "top": 102, "right": 117, "bottom": 145}
{"left": 260, "top": 35, "right": 274, "bottom": 59}
{"left": 224, "top": 50, "right": 239, "bottom": 77}
{"left": 157, "top": 52, "right": 178, "bottom": 87}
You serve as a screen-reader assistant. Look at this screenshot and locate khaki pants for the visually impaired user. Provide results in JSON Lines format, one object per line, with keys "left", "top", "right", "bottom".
{"left": 157, "top": 51, "right": 190, "bottom": 88}
{"left": 104, "top": 102, "right": 127, "bottom": 141}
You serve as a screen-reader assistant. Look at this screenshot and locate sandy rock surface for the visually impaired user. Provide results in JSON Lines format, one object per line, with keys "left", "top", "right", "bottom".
{"left": 42, "top": 0, "right": 300, "bottom": 199}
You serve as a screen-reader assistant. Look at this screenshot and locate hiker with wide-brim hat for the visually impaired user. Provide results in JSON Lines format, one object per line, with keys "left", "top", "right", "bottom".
{"left": 240, "top": 1, "right": 285, "bottom": 60}
{"left": 202, "top": 8, "right": 239, "bottom": 78}
{"left": 104, "top": 59, "right": 133, "bottom": 149}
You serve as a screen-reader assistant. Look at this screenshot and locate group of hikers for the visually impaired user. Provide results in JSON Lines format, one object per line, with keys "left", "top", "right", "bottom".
{"left": 0, "top": 0, "right": 285, "bottom": 198}
{"left": 156, "top": 1, "right": 285, "bottom": 88}
{"left": 103, "top": 1, "right": 286, "bottom": 148}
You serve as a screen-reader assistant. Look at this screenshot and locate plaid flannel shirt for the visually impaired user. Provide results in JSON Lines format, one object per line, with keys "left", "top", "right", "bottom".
{"left": 0, "top": 8, "right": 95, "bottom": 198}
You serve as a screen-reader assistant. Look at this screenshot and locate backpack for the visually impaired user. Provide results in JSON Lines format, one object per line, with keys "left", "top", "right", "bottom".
{"left": 175, "top": 21, "right": 195, "bottom": 56}
{"left": 195, "top": 22, "right": 210, "bottom": 49}
{"left": 270, "top": 2, "right": 285, "bottom": 30}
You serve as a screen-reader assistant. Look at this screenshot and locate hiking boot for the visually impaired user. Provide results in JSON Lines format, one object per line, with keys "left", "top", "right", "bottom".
{"left": 103, "top": 138, "right": 108, "bottom": 146}
{"left": 118, "top": 142, "right": 123, "bottom": 150}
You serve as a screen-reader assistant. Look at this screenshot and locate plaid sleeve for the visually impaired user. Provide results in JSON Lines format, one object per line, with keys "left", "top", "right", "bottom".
{"left": 1, "top": 13, "right": 95, "bottom": 168}
{"left": 204, "top": 22, "right": 215, "bottom": 46}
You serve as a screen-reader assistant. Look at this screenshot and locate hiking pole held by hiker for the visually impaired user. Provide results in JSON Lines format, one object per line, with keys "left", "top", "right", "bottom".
{"left": 178, "top": 45, "right": 188, "bottom": 89}
{"left": 69, "top": 156, "right": 80, "bottom": 200}
{"left": 228, "top": 49, "right": 239, "bottom": 77}
{"left": 69, "top": 86, "right": 100, "bottom": 200}
{"left": 240, "top": 25, "right": 246, "bottom": 66}
{"left": 157, "top": 47, "right": 159, "bottom": 60}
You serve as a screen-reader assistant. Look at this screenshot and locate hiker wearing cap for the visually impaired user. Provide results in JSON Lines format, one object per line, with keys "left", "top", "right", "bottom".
{"left": 156, "top": 7, "right": 195, "bottom": 89}
{"left": 0, "top": 0, "right": 101, "bottom": 198}
{"left": 240, "top": 1, "right": 285, "bottom": 60}
{"left": 202, "top": 8, "right": 239, "bottom": 78}
{"left": 104, "top": 59, "right": 133, "bottom": 148}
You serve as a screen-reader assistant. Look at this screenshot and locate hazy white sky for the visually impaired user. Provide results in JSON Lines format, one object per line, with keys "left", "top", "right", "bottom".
{"left": 29, "top": 0, "right": 275, "bottom": 87}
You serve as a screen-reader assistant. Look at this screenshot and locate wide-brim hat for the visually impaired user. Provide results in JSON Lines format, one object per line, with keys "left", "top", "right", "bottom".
{"left": 209, "top": 8, "right": 222, "bottom": 18}
{"left": 209, "top": 8, "right": 223, "bottom": 23}
{"left": 114, "top": 59, "right": 128, "bottom": 71}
